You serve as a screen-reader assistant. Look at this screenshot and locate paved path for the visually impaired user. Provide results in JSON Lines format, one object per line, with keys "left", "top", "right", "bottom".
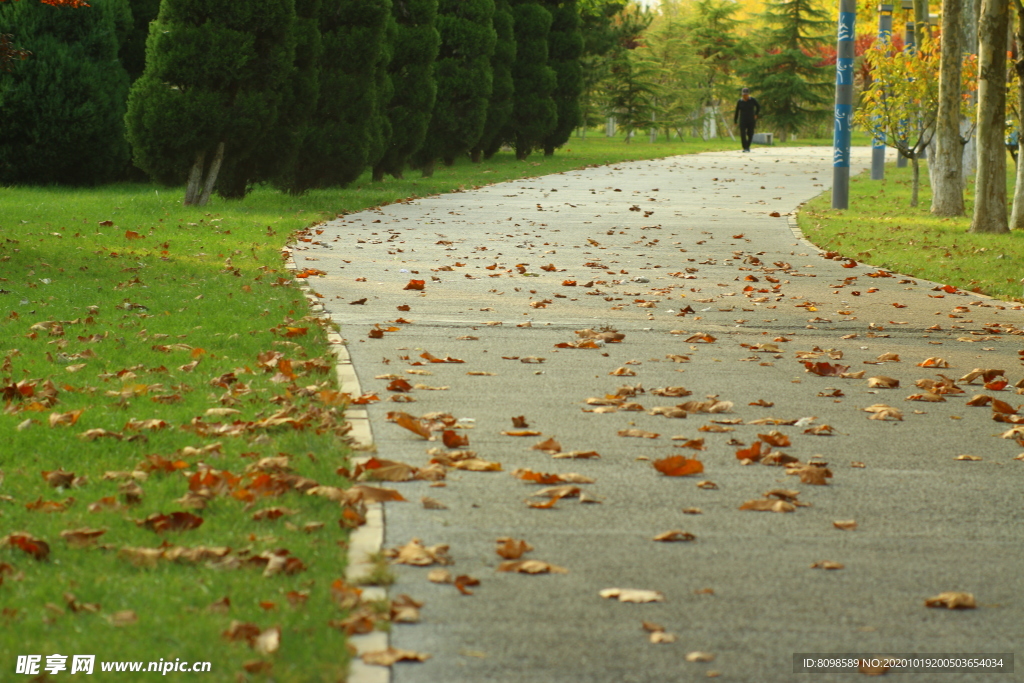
{"left": 298, "top": 147, "right": 1023, "bottom": 683}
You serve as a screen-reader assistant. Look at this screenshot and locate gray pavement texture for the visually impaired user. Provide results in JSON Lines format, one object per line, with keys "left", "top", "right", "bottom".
{"left": 297, "top": 147, "right": 1024, "bottom": 683}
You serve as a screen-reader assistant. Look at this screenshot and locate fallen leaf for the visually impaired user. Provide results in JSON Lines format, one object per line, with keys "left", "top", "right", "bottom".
{"left": 863, "top": 404, "right": 903, "bottom": 420}
{"left": 924, "top": 591, "right": 976, "bottom": 609}
{"left": 955, "top": 454, "right": 982, "bottom": 461}
{"left": 618, "top": 429, "right": 659, "bottom": 439}
{"left": 513, "top": 468, "right": 594, "bottom": 484}
{"left": 917, "top": 357, "right": 949, "bottom": 368}
{"left": 531, "top": 437, "right": 562, "bottom": 452}
{"left": 495, "top": 537, "right": 534, "bottom": 560}
{"left": 108, "top": 610, "right": 138, "bottom": 627}
{"left": 739, "top": 499, "right": 795, "bottom": 513}
{"left": 453, "top": 574, "right": 480, "bottom": 595}
{"left": 833, "top": 519, "right": 858, "bottom": 530}
{"left": 361, "top": 648, "right": 431, "bottom": 666}
{"left": 685, "top": 651, "right": 715, "bottom": 663}
{"left": 59, "top": 528, "right": 107, "bottom": 548}
{"left": 421, "top": 496, "right": 448, "bottom": 510}
{"left": 652, "top": 456, "right": 704, "bottom": 477}
{"left": 388, "top": 539, "right": 451, "bottom": 566}
{"left": 652, "top": 530, "right": 696, "bottom": 542}
{"left": 403, "top": 279, "right": 426, "bottom": 291}
{"left": 810, "top": 561, "right": 845, "bottom": 570}
{"left": 497, "top": 560, "right": 568, "bottom": 574}
{"left": 388, "top": 412, "right": 432, "bottom": 439}
{"left": 867, "top": 376, "right": 899, "bottom": 388}
{"left": 599, "top": 588, "right": 664, "bottom": 603}
{"left": 502, "top": 430, "right": 542, "bottom": 436}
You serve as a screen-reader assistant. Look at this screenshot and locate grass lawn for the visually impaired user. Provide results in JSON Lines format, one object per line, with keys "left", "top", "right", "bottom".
{"left": 0, "top": 132, "right": 844, "bottom": 681}
{"left": 799, "top": 157, "right": 1024, "bottom": 301}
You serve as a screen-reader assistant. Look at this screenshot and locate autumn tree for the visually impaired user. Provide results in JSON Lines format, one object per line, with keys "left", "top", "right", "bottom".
{"left": 636, "top": 3, "right": 704, "bottom": 140}
{"left": 857, "top": 35, "right": 976, "bottom": 207}
{"left": 970, "top": 0, "right": 1009, "bottom": 233}
{"left": 0, "top": 0, "right": 133, "bottom": 185}
{"left": 412, "top": 0, "right": 496, "bottom": 175}
{"left": 604, "top": 38, "right": 657, "bottom": 141}
{"left": 471, "top": 0, "right": 514, "bottom": 161}
{"left": 372, "top": 0, "right": 439, "bottom": 179}
{"left": 738, "top": 0, "right": 831, "bottom": 141}
{"left": 541, "top": 0, "right": 583, "bottom": 155}
{"left": 126, "top": 0, "right": 296, "bottom": 205}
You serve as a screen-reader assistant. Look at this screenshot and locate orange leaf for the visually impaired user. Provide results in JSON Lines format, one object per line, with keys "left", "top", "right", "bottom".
{"left": 388, "top": 412, "right": 432, "bottom": 439}
{"left": 652, "top": 455, "right": 704, "bottom": 477}
{"left": 442, "top": 430, "right": 469, "bottom": 448}
{"left": 403, "top": 279, "right": 426, "bottom": 291}
{"left": 735, "top": 441, "right": 768, "bottom": 461}
{"left": 502, "top": 430, "right": 542, "bottom": 436}
{"left": 284, "top": 327, "right": 308, "bottom": 338}
{"left": 4, "top": 533, "right": 50, "bottom": 560}
{"left": 387, "top": 379, "right": 413, "bottom": 392}
{"left": 803, "top": 361, "right": 850, "bottom": 376}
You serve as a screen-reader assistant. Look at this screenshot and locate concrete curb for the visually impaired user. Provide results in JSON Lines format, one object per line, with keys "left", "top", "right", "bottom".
{"left": 285, "top": 254, "right": 389, "bottom": 683}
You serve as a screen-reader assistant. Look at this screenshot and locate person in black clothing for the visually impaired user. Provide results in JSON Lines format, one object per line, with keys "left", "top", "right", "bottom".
{"left": 734, "top": 87, "right": 760, "bottom": 152}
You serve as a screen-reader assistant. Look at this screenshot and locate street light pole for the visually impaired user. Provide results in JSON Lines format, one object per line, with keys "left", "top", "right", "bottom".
{"left": 871, "top": 4, "right": 893, "bottom": 180}
{"left": 832, "top": 0, "right": 856, "bottom": 209}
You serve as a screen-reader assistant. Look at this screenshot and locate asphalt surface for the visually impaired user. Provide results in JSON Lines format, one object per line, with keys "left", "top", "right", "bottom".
{"left": 297, "top": 146, "right": 1024, "bottom": 683}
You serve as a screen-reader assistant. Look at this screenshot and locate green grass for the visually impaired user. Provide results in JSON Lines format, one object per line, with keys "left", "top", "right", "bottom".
{"left": 799, "top": 158, "right": 1024, "bottom": 301}
{"left": 0, "top": 134, "right": 840, "bottom": 680}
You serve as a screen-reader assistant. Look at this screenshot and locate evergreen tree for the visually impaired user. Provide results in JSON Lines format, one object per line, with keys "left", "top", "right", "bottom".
{"left": 604, "top": 40, "right": 656, "bottom": 141}
{"left": 281, "top": 0, "right": 390, "bottom": 193}
{"left": 542, "top": 0, "right": 583, "bottom": 155}
{"left": 737, "top": 0, "right": 831, "bottom": 141}
{"left": 373, "top": 0, "right": 440, "bottom": 180}
{"left": 471, "top": 0, "right": 514, "bottom": 161}
{"left": 126, "top": 0, "right": 296, "bottom": 205}
{"left": 413, "top": 0, "right": 496, "bottom": 176}
{"left": 0, "top": 0, "right": 132, "bottom": 185}
{"left": 506, "top": 0, "right": 556, "bottom": 159}
{"left": 686, "top": 0, "right": 746, "bottom": 113}
{"left": 120, "top": 0, "right": 160, "bottom": 83}
{"left": 225, "top": 0, "right": 321, "bottom": 196}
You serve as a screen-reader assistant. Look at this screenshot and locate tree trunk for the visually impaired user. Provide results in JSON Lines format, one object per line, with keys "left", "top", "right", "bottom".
{"left": 372, "top": 164, "right": 386, "bottom": 182}
{"left": 543, "top": 145, "right": 554, "bottom": 156}
{"left": 961, "top": 0, "right": 980, "bottom": 182}
{"left": 911, "top": 153, "right": 920, "bottom": 207}
{"left": 515, "top": 134, "right": 530, "bottom": 160}
{"left": 183, "top": 151, "right": 205, "bottom": 206}
{"left": 1010, "top": 0, "right": 1024, "bottom": 229}
{"left": 470, "top": 148, "right": 482, "bottom": 163}
{"left": 971, "top": 0, "right": 1009, "bottom": 233}
{"left": 932, "top": 0, "right": 965, "bottom": 216}
{"left": 420, "top": 159, "right": 435, "bottom": 178}
{"left": 912, "top": 0, "right": 930, "bottom": 47}
{"left": 197, "top": 142, "right": 224, "bottom": 207}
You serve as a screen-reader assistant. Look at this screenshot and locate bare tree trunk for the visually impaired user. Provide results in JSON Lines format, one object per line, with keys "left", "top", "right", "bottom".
{"left": 911, "top": 153, "right": 921, "bottom": 207}
{"left": 184, "top": 151, "right": 205, "bottom": 206}
{"left": 197, "top": 142, "right": 224, "bottom": 207}
{"left": 961, "top": 0, "right": 980, "bottom": 182}
{"left": 1010, "top": 0, "right": 1024, "bottom": 229}
{"left": 932, "top": 0, "right": 965, "bottom": 216}
{"left": 913, "top": 0, "right": 931, "bottom": 46}
{"left": 420, "top": 159, "right": 435, "bottom": 178}
{"left": 971, "top": 0, "right": 1010, "bottom": 233}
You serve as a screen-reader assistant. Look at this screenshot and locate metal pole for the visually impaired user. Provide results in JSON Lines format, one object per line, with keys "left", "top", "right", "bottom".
{"left": 832, "top": 0, "right": 856, "bottom": 209}
{"left": 871, "top": 4, "right": 893, "bottom": 180}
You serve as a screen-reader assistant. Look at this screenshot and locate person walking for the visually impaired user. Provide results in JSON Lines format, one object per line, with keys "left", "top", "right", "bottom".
{"left": 734, "top": 87, "right": 760, "bottom": 152}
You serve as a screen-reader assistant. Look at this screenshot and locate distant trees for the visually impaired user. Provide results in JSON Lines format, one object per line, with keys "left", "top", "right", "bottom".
{"left": 412, "top": 0, "right": 496, "bottom": 175}
{"left": 738, "top": 0, "right": 831, "bottom": 141}
{"left": 542, "top": 0, "right": 583, "bottom": 155}
{"left": 0, "top": 0, "right": 132, "bottom": 185}
{"left": 472, "top": 0, "right": 515, "bottom": 161}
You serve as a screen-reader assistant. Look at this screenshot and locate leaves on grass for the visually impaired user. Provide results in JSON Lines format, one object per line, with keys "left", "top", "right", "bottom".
{"left": 60, "top": 527, "right": 107, "bottom": 548}
{"left": 3, "top": 533, "right": 50, "bottom": 560}
{"left": 652, "top": 456, "right": 704, "bottom": 477}
{"left": 137, "top": 511, "right": 204, "bottom": 533}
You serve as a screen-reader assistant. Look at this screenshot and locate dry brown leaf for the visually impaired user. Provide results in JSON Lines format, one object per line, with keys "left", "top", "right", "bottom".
{"left": 788, "top": 464, "right": 832, "bottom": 485}
{"left": 427, "top": 569, "right": 452, "bottom": 583}
{"left": 955, "top": 454, "right": 982, "bottom": 461}
{"left": 530, "top": 437, "right": 562, "bottom": 452}
{"left": 618, "top": 429, "right": 660, "bottom": 439}
{"left": 917, "top": 357, "right": 949, "bottom": 368}
{"left": 599, "top": 588, "right": 665, "bottom": 603}
{"left": 924, "top": 591, "right": 976, "bottom": 609}
{"left": 833, "top": 519, "right": 858, "bottom": 530}
{"left": 906, "top": 392, "right": 945, "bottom": 402}
{"left": 387, "top": 412, "right": 432, "bottom": 439}
{"left": 739, "top": 499, "right": 795, "bottom": 513}
{"left": 685, "top": 652, "right": 715, "bottom": 663}
{"left": 361, "top": 648, "right": 431, "bottom": 666}
{"left": 495, "top": 537, "right": 534, "bottom": 560}
{"left": 421, "top": 496, "right": 448, "bottom": 510}
{"left": 653, "top": 530, "right": 696, "bottom": 542}
{"left": 863, "top": 404, "right": 903, "bottom": 420}
{"left": 502, "top": 430, "right": 542, "bottom": 437}
{"left": 108, "top": 610, "right": 138, "bottom": 627}
{"left": 810, "top": 561, "right": 845, "bottom": 570}
{"left": 867, "top": 376, "right": 899, "bottom": 388}
{"left": 497, "top": 560, "right": 568, "bottom": 574}
{"left": 552, "top": 450, "right": 601, "bottom": 459}
{"left": 513, "top": 468, "right": 595, "bottom": 484}
{"left": 388, "top": 539, "right": 451, "bottom": 566}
